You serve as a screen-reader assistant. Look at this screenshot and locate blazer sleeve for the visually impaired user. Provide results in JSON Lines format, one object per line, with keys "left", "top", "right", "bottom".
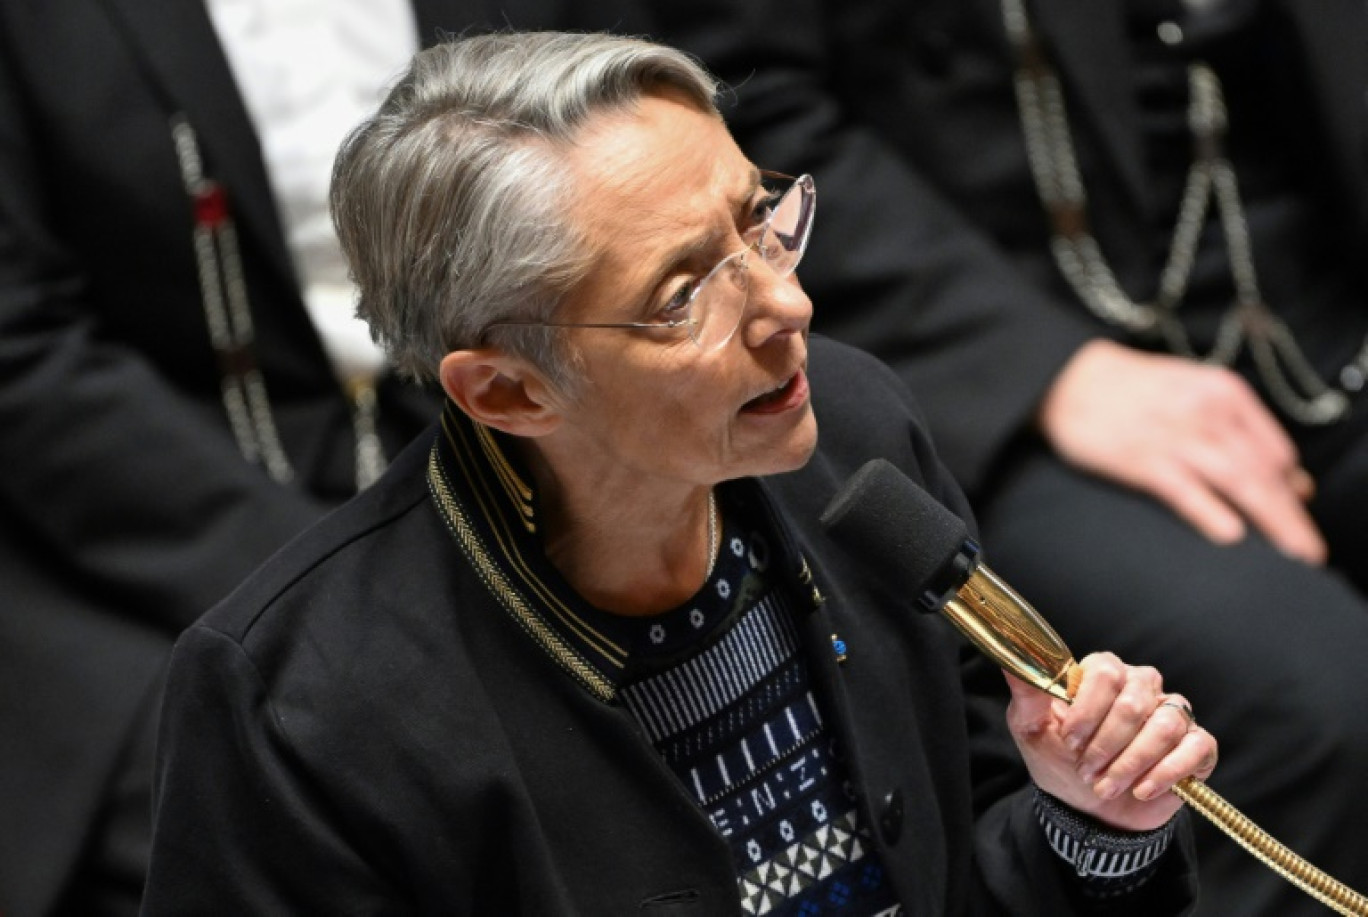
{"left": 646, "top": 0, "right": 1103, "bottom": 494}
{"left": 0, "top": 23, "right": 327, "bottom": 634}
{"left": 142, "top": 625, "right": 407, "bottom": 915}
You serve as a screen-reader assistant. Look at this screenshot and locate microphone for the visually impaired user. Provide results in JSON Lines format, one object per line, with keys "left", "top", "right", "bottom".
{"left": 819, "top": 458, "right": 1078, "bottom": 701}
{"left": 819, "top": 458, "right": 1368, "bottom": 915}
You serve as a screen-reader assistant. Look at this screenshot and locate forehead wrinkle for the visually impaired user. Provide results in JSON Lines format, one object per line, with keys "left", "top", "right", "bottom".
{"left": 598, "top": 157, "right": 761, "bottom": 274}
{"left": 579, "top": 128, "right": 751, "bottom": 241}
{"left": 560, "top": 98, "right": 759, "bottom": 312}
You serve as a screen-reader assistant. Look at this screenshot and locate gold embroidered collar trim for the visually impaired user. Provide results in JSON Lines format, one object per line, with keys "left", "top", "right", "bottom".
{"left": 426, "top": 401, "right": 627, "bottom": 702}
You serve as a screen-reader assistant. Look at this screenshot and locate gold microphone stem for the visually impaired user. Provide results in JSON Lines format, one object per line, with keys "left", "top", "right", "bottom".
{"left": 944, "top": 567, "right": 1368, "bottom": 916}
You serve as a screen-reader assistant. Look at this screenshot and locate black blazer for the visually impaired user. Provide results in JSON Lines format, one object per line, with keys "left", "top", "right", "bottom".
{"left": 141, "top": 338, "right": 1197, "bottom": 915}
{"left": 0, "top": 1, "right": 649, "bottom": 912}
{"left": 647, "top": 0, "right": 1368, "bottom": 493}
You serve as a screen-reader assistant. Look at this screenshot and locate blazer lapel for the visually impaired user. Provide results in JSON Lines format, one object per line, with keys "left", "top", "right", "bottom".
{"left": 96, "top": 0, "right": 297, "bottom": 290}
{"left": 1028, "top": 0, "right": 1150, "bottom": 215}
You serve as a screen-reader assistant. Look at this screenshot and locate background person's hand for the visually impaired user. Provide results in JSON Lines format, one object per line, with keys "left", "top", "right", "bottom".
{"left": 1006, "top": 653, "right": 1218, "bottom": 833}
{"left": 1039, "top": 339, "right": 1326, "bottom": 564}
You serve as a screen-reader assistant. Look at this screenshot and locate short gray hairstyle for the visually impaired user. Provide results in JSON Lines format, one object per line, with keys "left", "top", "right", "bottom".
{"left": 331, "top": 31, "right": 721, "bottom": 386}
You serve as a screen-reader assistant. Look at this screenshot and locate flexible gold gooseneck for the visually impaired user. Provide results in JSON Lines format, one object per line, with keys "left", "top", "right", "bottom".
{"left": 943, "top": 563, "right": 1368, "bottom": 916}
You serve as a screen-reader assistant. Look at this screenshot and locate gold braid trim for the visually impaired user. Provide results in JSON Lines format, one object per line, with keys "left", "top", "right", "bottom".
{"left": 439, "top": 414, "right": 628, "bottom": 669}
{"left": 427, "top": 446, "right": 615, "bottom": 703}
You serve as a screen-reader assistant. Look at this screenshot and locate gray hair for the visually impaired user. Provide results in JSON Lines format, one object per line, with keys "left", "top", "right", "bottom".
{"left": 331, "top": 31, "right": 721, "bottom": 386}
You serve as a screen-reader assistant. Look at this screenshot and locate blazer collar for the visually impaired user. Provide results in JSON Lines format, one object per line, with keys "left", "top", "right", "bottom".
{"left": 427, "top": 402, "right": 629, "bottom": 702}
{"left": 426, "top": 401, "right": 826, "bottom": 703}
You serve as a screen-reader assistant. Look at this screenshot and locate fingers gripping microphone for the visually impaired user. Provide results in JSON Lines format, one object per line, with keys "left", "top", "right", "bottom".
{"left": 820, "top": 458, "right": 1368, "bottom": 916}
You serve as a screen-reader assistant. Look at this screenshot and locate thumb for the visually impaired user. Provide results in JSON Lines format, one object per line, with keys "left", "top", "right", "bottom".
{"left": 1004, "top": 672, "right": 1063, "bottom": 741}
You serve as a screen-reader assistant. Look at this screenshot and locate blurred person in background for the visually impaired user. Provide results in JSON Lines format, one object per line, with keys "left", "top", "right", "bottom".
{"left": 645, "top": 1, "right": 1368, "bottom": 912}
{"left": 0, "top": 2, "right": 642, "bottom": 914}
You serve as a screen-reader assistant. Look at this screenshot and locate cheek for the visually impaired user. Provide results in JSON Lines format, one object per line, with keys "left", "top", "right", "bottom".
{"left": 650, "top": 388, "right": 720, "bottom": 440}
{"left": 634, "top": 382, "right": 736, "bottom": 466}
{"left": 591, "top": 372, "right": 702, "bottom": 446}
{"left": 580, "top": 348, "right": 746, "bottom": 460}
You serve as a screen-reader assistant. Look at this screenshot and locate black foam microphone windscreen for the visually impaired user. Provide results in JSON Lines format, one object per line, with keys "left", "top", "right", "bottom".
{"left": 819, "top": 458, "right": 978, "bottom": 611}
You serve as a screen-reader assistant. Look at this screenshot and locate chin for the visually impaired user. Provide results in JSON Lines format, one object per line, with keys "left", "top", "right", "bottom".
{"left": 758, "top": 418, "right": 820, "bottom": 477}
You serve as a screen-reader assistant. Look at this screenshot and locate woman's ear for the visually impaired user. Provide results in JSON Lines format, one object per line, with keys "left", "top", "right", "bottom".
{"left": 438, "top": 349, "right": 563, "bottom": 437}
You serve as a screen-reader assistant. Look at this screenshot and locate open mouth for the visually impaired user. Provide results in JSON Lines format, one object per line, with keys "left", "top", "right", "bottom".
{"left": 741, "top": 371, "right": 808, "bottom": 414}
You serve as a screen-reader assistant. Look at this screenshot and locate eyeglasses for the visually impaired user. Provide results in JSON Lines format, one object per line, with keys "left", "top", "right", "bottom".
{"left": 484, "top": 171, "right": 815, "bottom": 353}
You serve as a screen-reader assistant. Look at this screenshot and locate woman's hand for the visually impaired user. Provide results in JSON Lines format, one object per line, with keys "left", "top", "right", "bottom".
{"left": 1005, "top": 652, "right": 1218, "bottom": 832}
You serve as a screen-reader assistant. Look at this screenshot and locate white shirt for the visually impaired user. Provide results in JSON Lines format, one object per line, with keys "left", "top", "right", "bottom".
{"left": 207, "top": 0, "right": 418, "bottom": 383}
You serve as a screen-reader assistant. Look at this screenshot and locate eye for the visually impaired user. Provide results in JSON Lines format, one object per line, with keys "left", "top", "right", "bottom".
{"left": 658, "top": 278, "right": 698, "bottom": 321}
{"left": 743, "top": 188, "right": 781, "bottom": 243}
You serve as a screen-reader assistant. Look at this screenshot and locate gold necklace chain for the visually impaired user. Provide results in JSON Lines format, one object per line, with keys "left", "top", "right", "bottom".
{"left": 704, "top": 490, "right": 719, "bottom": 581}
{"left": 1001, "top": 0, "right": 1365, "bottom": 425}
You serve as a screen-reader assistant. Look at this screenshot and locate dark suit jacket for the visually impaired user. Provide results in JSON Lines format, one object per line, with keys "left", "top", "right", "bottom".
{"left": 646, "top": 0, "right": 1368, "bottom": 494}
{"left": 141, "top": 338, "right": 1197, "bottom": 915}
{"left": 0, "top": 2, "right": 649, "bottom": 912}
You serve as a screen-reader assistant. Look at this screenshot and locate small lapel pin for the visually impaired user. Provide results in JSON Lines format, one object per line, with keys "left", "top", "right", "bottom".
{"left": 831, "top": 633, "right": 849, "bottom": 664}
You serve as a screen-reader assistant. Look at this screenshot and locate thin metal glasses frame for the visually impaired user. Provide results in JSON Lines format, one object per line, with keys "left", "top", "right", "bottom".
{"left": 483, "top": 170, "right": 815, "bottom": 352}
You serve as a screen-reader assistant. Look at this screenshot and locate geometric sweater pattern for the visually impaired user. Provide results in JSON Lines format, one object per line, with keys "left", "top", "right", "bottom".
{"left": 619, "top": 507, "right": 902, "bottom": 916}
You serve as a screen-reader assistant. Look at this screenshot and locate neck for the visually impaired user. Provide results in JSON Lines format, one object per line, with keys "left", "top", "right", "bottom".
{"left": 519, "top": 443, "right": 719, "bottom": 617}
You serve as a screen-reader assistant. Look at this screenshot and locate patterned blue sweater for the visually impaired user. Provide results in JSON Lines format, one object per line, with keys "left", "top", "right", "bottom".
{"left": 616, "top": 498, "right": 1172, "bottom": 914}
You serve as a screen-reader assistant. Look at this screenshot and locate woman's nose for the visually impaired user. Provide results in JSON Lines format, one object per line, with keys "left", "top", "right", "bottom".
{"left": 740, "top": 263, "right": 812, "bottom": 347}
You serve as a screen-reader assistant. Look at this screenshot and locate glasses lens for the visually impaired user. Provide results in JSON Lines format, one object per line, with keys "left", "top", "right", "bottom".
{"left": 687, "top": 175, "right": 814, "bottom": 353}
{"left": 692, "top": 249, "right": 750, "bottom": 351}
{"left": 761, "top": 175, "right": 815, "bottom": 276}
